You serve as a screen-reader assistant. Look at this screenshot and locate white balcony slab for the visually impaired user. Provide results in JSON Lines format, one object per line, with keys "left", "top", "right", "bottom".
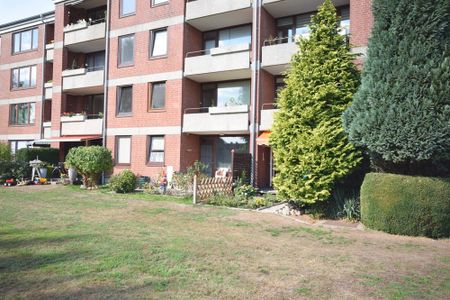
{"left": 185, "top": 45, "right": 251, "bottom": 82}
{"left": 183, "top": 105, "right": 249, "bottom": 135}
{"left": 186, "top": 0, "right": 252, "bottom": 31}
{"left": 62, "top": 69, "right": 104, "bottom": 94}
{"left": 64, "top": 22, "right": 106, "bottom": 53}
{"left": 61, "top": 118, "right": 103, "bottom": 136}
{"left": 263, "top": 0, "right": 349, "bottom": 18}
{"left": 45, "top": 87, "right": 53, "bottom": 99}
{"left": 46, "top": 48, "right": 54, "bottom": 61}
{"left": 260, "top": 109, "right": 279, "bottom": 131}
{"left": 261, "top": 42, "right": 298, "bottom": 75}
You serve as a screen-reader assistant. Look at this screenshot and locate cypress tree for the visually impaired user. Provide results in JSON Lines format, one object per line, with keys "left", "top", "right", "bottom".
{"left": 270, "top": 0, "right": 362, "bottom": 204}
{"left": 343, "top": 0, "right": 450, "bottom": 175}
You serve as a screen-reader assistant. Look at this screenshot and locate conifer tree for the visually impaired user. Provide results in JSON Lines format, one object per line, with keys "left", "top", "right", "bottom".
{"left": 270, "top": 0, "right": 362, "bottom": 204}
{"left": 343, "top": 0, "right": 450, "bottom": 175}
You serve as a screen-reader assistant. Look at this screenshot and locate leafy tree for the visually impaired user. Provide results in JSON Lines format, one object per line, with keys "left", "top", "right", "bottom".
{"left": 0, "top": 142, "right": 11, "bottom": 162}
{"left": 270, "top": 0, "right": 362, "bottom": 204}
{"left": 65, "top": 146, "right": 113, "bottom": 189}
{"left": 343, "top": 0, "right": 450, "bottom": 176}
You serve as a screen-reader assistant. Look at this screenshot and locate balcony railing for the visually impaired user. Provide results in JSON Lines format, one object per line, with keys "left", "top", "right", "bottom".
{"left": 260, "top": 103, "right": 279, "bottom": 131}
{"left": 60, "top": 115, "right": 103, "bottom": 136}
{"left": 184, "top": 44, "right": 252, "bottom": 82}
{"left": 183, "top": 105, "right": 250, "bottom": 134}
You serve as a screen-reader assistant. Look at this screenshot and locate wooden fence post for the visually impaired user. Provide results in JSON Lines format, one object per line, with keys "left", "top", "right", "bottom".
{"left": 193, "top": 175, "right": 197, "bottom": 205}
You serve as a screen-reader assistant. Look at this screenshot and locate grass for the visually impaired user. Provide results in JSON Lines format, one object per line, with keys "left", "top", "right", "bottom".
{"left": 0, "top": 185, "right": 449, "bottom": 299}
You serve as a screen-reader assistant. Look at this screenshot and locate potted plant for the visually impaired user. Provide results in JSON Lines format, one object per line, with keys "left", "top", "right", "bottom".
{"left": 39, "top": 162, "right": 49, "bottom": 179}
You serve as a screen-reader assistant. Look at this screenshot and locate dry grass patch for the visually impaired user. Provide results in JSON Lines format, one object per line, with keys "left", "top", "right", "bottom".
{"left": 0, "top": 185, "right": 449, "bottom": 299}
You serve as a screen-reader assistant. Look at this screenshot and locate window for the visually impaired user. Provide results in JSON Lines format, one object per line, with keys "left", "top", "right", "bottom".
{"left": 9, "top": 140, "right": 31, "bottom": 155}
{"left": 12, "top": 65, "right": 37, "bottom": 89}
{"left": 148, "top": 136, "right": 165, "bottom": 164}
{"left": 203, "top": 25, "right": 251, "bottom": 50}
{"left": 9, "top": 103, "right": 35, "bottom": 125}
{"left": 200, "top": 136, "right": 249, "bottom": 176}
{"left": 276, "top": 6, "right": 350, "bottom": 43}
{"left": 152, "top": 0, "right": 169, "bottom": 6}
{"left": 118, "top": 34, "right": 134, "bottom": 66}
{"left": 201, "top": 80, "right": 251, "bottom": 107}
{"left": 117, "top": 86, "right": 133, "bottom": 115}
{"left": 13, "top": 28, "right": 38, "bottom": 53}
{"left": 116, "top": 136, "right": 131, "bottom": 164}
{"left": 149, "top": 82, "right": 166, "bottom": 110}
{"left": 86, "top": 51, "right": 105, "bottom": 71}
{"left": 150, "top": 29, "right": 167, "bottom": 57}
{"left": 120, "top": 0, "right": 135, "bottom": 17}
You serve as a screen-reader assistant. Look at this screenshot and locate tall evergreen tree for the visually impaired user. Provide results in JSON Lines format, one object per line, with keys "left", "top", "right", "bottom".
{"left": 343, "top": 0, "right": 450, "bottom": 175}
{"left": 270, "top": 0, "right": 362, "bottom": 204}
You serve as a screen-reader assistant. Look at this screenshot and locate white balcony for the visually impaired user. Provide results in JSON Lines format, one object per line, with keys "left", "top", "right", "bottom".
{"left": 183, "top": 105, "right": 249, "bottom": 135}
{"left": 44, "top": 82, "right": 53, "bottom": 99}
{"left": 260, "top": 105, "right": 279, "bottom": 131}
{"left": 62, "top": 68, "right": 104, "bottom": 94}
{"left": 263, "top": 0, "right": 349, "bottom": 18}
{"left": 46, "top": 43, "right": 54, "bottom": 61}
{"left": 43, "top": 122, "right": 52, "bottom": 139}
{"left": 61, "top": 118, "right": 103, "bottom": 136}
{"left": 64, "top": 21, "right": 106, "bottom": 53}
{"left": 185, "top": 44, "right": 251, "bottom": 82}
{"left": 186, "top": 0, "right": 253, "bottom": 31}
{"left": 261, "top": 41, "right": 298, "bottom": 75}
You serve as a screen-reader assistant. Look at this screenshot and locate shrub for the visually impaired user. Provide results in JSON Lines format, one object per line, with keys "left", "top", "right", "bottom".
{"left": 109, "top": 170, "right": 138, "bottom": 193}
{"left": 234, "top": 183, "right": 257, "bottom": 200}
{"left": 65, "top": 146, "right": 113, "bottom": 189}
{"left": 343, "top": 0, "right": 450, "bottom": 176}
{"left": 16, "top": 148, "right": 59, "bottom": 165}
{"left": 206, "top": 194, "right": 244, "bottom": 208}
{"left": 270, "top": 0, "right": 362, "bottom": 204}
{"left": 361, "top": 173, "right": 450, "bottom": 238}
{"left": 0, "top": 160, "right": 28, "bottom": 183}
{"left": 0, "top": 142, "right": 11, "bottom": 162}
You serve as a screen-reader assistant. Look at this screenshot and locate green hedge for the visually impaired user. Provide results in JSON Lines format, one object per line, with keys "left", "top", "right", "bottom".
{"left": 361, "top": 173, "right": 450, "bottom": 238}
{"left": 16, "top": 148, "right": 59, "bottom": 165}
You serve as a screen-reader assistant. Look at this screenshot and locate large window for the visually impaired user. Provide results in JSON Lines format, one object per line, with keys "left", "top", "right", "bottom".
{"left": 201, "top": 80, "right": 251, "bottom": 107}
{"left": 120, "top": 0, "right": 135, "bottom": 17}
{"left": 200, "top": 136, "right": 249, "bottom": 176}
{"left": 203, "top": 25, "right": 251, "bottom": 51}
{"left": 149, "top": 82, "right": 166, "bottom": 110}
{"left": 86, "top": 51, "right": 105, "bottom": 71}
{"left": 13, "top": 28, "right": 38, "bottom": 54}
{"left": 148, "top": 136, "right": 165, "bottom": 164}
{"left": 116, "top": 136, "right": 131, "bottom": 165}
{"left": 10, "top": 140, "right": 31, "bottom": 155}
{"left": 150, "top": 28, "right": 167, "bottom": 57}
{"left": 9, "top": 103, "right": 35, "bottom": 125}
{"left": 276, "top": 6, "right": 350, "bottom": 43}
{"left": 118, "top": 34, "right": 134, "bottom": 66}
{"left": 117, "top": 86, "right": 133, "bottom": 115}
{"left": 11, "top": 65, "right": 37, "bottom": 89}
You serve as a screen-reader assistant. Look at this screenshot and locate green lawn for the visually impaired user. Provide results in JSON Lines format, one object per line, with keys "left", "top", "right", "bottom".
{"left": 1, "top": 185, "right": 449, "bottom": 299}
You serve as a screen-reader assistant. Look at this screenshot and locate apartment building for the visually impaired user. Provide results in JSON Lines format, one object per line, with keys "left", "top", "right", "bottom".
{"left": 0, "top": 0, "right": 373, "bottom": 187}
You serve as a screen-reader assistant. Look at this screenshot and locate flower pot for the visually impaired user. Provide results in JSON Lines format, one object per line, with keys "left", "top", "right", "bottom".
{"left": 39, "top": 168, "right": 48, "bottom": 179}
{"left": 68, "top": 167, "right": 77, "bottom": 184}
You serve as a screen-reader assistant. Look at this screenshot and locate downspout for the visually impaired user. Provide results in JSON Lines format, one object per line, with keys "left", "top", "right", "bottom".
{"left": 39, "top": 14, "right": 48, "bottom": 141}
{"left": 101, "top": 0, "right": 111, "bottom": 183}
{"left": 250, "top": 0, "right": 261, "bottom": 185}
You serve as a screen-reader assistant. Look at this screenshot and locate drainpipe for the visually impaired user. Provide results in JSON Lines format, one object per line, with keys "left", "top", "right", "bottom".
{"left": 250, "top": 0, "right": 262, "bottom": 185}
{"left": 39, "top": 14, "right": 48, "bottom": 142}
{"left": 101, "top": 0, "right": 111, "bottom": 183}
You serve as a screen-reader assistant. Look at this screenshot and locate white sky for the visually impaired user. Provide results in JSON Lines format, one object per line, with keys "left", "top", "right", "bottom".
{"left": 0, "top": 0, "right": 54, "bottom": 26}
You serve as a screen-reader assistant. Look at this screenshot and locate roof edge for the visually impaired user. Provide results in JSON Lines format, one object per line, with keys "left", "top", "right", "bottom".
{"left": 0, "top": 11, "right": 55, "bottom": 32}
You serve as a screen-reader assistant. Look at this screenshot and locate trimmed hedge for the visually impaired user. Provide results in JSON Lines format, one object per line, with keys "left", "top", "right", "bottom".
{"left": 361, "top": 173, "right": 450, "bottom": 238}
{"left": 16, "top": 148, "right": 59, "bottom": 165}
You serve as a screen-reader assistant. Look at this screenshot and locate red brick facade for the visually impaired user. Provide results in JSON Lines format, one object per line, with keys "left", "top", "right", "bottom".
{"left": 0, "top": 0, "right": 373, "bottom": 186}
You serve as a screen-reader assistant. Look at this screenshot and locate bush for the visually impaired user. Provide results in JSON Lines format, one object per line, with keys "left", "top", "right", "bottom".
{"left": 65, "top": 146, "right": 113, "bottom": 189}
{"left": 0, "top": 160, "right": 28, "bottom": 183}
{"left": 0, "top": 143, "right": 11, "bottom": 162}
{"left": 109, "top": 170, "right": 138, "bottom": 193}
{"left": 361, "top": 173, "right": 450, "bottom": 238}
{"left": 16, "top": 148, "right": 59, "bottom": 165}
